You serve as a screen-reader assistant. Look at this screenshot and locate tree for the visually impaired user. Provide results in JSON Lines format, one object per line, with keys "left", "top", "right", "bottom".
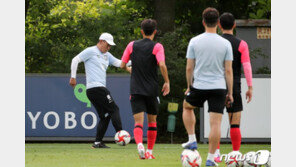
{"left": 25, "top": 0, "right": 30, "bottom": 18}
{"left": 154, "top": 0, "right": 176, "bottom": 34}
{"left": 248, "top": 0, "right": 271, "bottom": 19}
{"left": 25, "top": 0, "right": 150, "bottom": 73}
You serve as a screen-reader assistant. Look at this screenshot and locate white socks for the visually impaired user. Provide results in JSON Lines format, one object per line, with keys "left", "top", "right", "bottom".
{"left": 207, "top": 153, "right": 215, "bottom": 162}
{"left": 147, "top": 149, "right": 153, "bottom": 154}
{"left": 182, "top": 134, "right": 197, "bottom": 148}
{"left": 232, "top": 150, "right": 240, "bottom": 154}
{"left": 137, "top": 143, "right": 144, "bottom": 148}
{"left": 188, "top": 134, "right": 196, "bottom": 142}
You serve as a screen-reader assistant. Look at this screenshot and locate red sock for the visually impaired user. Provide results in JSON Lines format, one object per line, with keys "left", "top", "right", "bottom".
{"left": 134, "top": 123, "right": 143, "bottom": 144}
{"left": 230, "top": 127, "right": 241, "bottom": 151}
{"left": 217, "top": 142, "right": 220, "bottom": 149}
{"left": 147, "top": 122, "right": 157, "bottom": 150}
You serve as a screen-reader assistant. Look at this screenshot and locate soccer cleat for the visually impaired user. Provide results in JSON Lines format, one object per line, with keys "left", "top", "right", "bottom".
{"left": 92, "top": 142, "right": 110, "bottom": 148}
{"left": 137, "top": 143, "right": 145, "bottom": 159}
{"left": 205, "top": 160, "right": 219, "bottom": 166}
{"left": 145, "top": 152, "right": 155, "bottom": 159}
{"left": 181, "top": 141, "right": 198, "bottom": 150}
{"left": 214, "top": 149, "right": 221, "bottom": 163}
{"left": 214, "top": 156, "right": 222, "bottom": 163}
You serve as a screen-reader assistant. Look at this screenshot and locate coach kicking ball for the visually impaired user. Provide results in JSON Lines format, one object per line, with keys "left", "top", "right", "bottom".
{"left": 70, "top": 32, "right": 131, "bottom": 148}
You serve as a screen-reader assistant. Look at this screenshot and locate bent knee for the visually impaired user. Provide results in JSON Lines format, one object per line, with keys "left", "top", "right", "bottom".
{"left": 183, "top": 100, "right": 196, "bottom": 110}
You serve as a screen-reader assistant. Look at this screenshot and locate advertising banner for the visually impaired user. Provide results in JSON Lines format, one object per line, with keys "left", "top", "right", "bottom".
{"left": 25, "top": 74, "right": 145, "bottom": 139}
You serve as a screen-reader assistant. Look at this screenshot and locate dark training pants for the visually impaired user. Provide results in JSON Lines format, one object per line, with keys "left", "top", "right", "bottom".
{"left": 86, "top": 87, "right": 122, "bottom": 142}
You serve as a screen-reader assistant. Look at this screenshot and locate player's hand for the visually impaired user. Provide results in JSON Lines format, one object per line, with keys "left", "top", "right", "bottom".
{"left": 69, "top": 78, "right": 77, "bottom": 88}
{"left": 162, "top": 82, "right": 170, "bottom": 96}
{"left": 246, "top": 87, "right": 253, "bottom": 103}
{"left": 184, "top": 87, "right": 190, "bottom": 95}
{"left": 225, "top": 93, "right": 234, "bottom": 108}
{"left": 126, "top": 67, "right": 132, "bottom": 74}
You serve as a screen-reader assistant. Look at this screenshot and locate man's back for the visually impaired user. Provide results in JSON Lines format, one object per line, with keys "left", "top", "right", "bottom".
{"left": 222, "top": 34, "right": 248, "bottom": 82}
{"left": 186, "top": 32, "right": 233, "bottom": 90}
{"left": 131, "top": 39, "right": 158, "bottom": 96}
{"left": 122, "top": 38, "right": 165, "bottom": 97}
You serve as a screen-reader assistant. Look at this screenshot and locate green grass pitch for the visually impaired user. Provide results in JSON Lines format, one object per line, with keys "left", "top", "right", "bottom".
{"left": 25, "top": 143, "right": 271, "bottom": 167}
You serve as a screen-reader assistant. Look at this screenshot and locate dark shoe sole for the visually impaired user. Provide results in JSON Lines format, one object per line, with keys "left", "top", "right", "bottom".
{"left": 91, "top": 146, "right": 110, "bottom": 149}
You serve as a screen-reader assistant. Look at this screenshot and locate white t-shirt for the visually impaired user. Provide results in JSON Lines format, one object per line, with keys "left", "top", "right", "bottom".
{"left": 72, "top": 46, "right": 121, "bottom": 89}
{"left": 186, "top": 32, "right": 233, "bottom": 89}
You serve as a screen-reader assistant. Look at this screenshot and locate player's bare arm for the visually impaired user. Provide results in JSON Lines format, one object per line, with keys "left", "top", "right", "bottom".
{"left": 246, "top": 86, "right": 253, "bottom": 103}
{"left": 225, "top": 60, "right": 234, "bottom": 105}
{"left": 185, "top": 58, "right": 195, "bottom": 95}
{"left": 120, "top": 65, "right": 131, "bottom": 74}
{"left": 120, "top": 61, "right": 130, "bottom": 73}
{"left": 159, "top": 61, "right": 170, "bottom": 96}
{"left": 117, "top": 61, "right": 131, "bottom": 74}
{"left": 126, "top": 66, "right": 132, "bottom": 74}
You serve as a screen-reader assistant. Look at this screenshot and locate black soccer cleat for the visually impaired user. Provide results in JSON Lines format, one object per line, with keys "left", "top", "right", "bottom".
{"left": 92, "top": 142, "right": 110, "bottom": 148}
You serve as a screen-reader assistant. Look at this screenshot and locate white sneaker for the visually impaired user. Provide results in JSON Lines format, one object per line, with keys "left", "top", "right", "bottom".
{"left": 137, "top": 143, "right": 145, "bottom": 159}
{"left": 181, "top": 141, "right": 198, "bottom": 150}
{"left": 181, "top": 141, "right": 189, "bottom": 148}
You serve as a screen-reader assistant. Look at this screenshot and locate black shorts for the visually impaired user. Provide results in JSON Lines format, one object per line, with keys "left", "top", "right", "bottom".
{"left": 86, "top": 87, "right": 119, "bottom": 119}
{"left": 226, "top": 93, "right": 243, "bottom": 113}
{"left": 130, "top": 94, "right": 159, "bottom": 115}
{"left": 185, "top": 86, "right": 226, "bottom": 114}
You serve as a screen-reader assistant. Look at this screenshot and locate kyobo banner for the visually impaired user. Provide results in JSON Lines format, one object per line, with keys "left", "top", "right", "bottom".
{"left": 25, "top": 74, "right": 146, "bottom": 139}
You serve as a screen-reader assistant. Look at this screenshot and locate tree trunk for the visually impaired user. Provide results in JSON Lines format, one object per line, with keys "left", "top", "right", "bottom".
{"left": 25, "top": 0, "right": 30, "bottom": 18}
{"left": 154, "top": 0, "right": 176, "bottom": 35}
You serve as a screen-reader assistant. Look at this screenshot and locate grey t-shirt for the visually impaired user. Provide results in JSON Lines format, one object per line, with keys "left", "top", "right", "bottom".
{"left": 186, "top": 32, "right": 233, "bottom": 89}
{"left": 78, "top": 46, "right": 121, "bottom": 89}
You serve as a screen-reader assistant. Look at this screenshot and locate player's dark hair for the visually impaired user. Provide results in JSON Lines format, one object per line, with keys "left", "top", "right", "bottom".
{"left": 220, "top": 12, "right": 235, "bottom": 30}
{"left": 202, "top": 7, "right": 219, "bottom": 27}
{"left": 141, "top": 19, "right": 157, "bottom": 36}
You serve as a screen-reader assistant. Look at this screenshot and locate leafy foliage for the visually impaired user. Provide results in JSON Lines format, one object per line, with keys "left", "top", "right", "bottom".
{"left": 26, "top": 0, "right": 150, "bottom": 73}
{"left": 174, "top": 0, "right": 256, "bottom": 34}
{"left": 255, "top": 66, "right": 271, "bottom": 74}
{"left": 26, "top": 0, "right": 271, "bottom": 73}
{"left": 249, "top": 48, "right": 270, "bottom": 74}
{"left": 248, "top": 0, "right": 271, "bottom": 19}
{"left": 156, "top": 24, "right": 194, "bottom": 141}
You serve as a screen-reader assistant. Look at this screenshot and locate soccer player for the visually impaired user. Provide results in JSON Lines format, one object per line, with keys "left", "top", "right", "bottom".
{"left": 120, "top": 19, "right": 170, "bottom": 159}
{"left": 69, "top": 32, "right": 131, "bottom": 148}
{"left": 181, "top": 7, "right": 233, "bottom": 167}
{"left": 213, "top": 12, "right": 253, "bottom": 162}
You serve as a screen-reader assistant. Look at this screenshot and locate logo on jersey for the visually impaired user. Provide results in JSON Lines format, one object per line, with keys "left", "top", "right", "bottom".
{"left": 105, "top": 113, "right": 109, "bottom": 118}
{"left": 107, "top": 94, "right": 113, "bottom": 103}
{"left": 157, "top": 96, "right": 160, "bottom": 104}
{"left": 103, "top": 54, "right": 108, "bottom": 60}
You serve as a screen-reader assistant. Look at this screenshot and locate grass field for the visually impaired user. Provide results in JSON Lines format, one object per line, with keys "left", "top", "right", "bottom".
{"left": 25, "top": 143, "right": 271, "bottom": 167}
